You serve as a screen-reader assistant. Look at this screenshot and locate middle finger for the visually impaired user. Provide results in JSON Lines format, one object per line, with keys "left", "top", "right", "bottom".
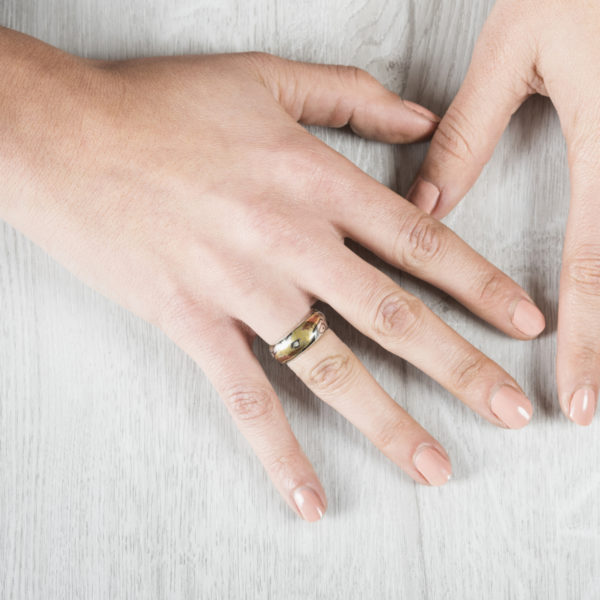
{"left": 309, "top": 243, "right": 533, "bottom": 429}
{"left": 330, "top": 168, "right": 545, "bottom": 340}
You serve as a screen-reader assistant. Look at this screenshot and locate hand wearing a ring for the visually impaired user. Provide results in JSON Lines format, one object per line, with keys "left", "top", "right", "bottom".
{"left": 0, "top": 27, "right": 545, "bottom": 521}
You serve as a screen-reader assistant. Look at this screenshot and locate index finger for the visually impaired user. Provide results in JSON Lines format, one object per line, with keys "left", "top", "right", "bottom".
{"left": 330, "top": 167, "right": 545, "bottom": 340}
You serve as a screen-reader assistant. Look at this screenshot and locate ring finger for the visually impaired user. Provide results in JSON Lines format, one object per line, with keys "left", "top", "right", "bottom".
{"left": 234, "top": 288, "right": 453, "bottom": 486}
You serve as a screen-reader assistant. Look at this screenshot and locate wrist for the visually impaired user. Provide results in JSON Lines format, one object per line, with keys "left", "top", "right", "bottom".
{"left": 0, "top": 26, "right": 98, "bottom": 229}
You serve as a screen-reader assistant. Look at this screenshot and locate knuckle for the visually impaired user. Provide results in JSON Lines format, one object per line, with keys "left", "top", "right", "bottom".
{"left": 265, "top": 451, "right": 304, "bottom": 487}
{"left": 400, "top": 213, "right": 448, "bottom": 266}
{"left": 567, "top": 343, "right": 600, "bottom": 373}
{"left": 568, "top": 126, "right": 600, "bottom": 170}
{"left": 223, "top": 384, "right": 276, "bottom": 423}
{"left": 293, "top": 147, "right": 332, "bottom": 190}
{"left": 475, "top": 270, "right": 506, "bottom": 305}
{"left": 452, "top": 353, "right": 488, "bottom": 391}
{"left": 242, "top": 200, "right": 305, "bottom": 256}
{"left": 238, "top": 51, "right": 279, "bottom": 79}
{"left": 243, "top": 50, "right": 274, "bottom": 64}
{"left": 151, "top": 288, "right": 195, "bottom": 334}
{"left": 145, "top": 279, "right": 222, "bottom": 343}
{"left": 432, "top": 104, "right": 476, "bottom": 165}
{"left": 325, "top": 65, "right": 382, "bottom": 129}
{"left": 255, "top": 212, "right": 286, "bottom": 249}
{"left": 373, "top": 290, "right": 424, "bottom": 342}
{"left": 373, "top": 416, "right": 411, "bottom": 454}
{"left": 565, "top": 246, "right": 600, "bottom": 296}
{"left": 335, "top": 64, "right": 375, "bottom": 88}
{"left": 269, "top": 141, "right": 335, "bottom": 195}
{"left": 307, "top": 353, "right": 359, "bottom": 397}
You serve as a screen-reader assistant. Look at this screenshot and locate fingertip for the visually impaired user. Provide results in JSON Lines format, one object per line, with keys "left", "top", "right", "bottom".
{"left": 398, "top": 102, "right": 439, "bottom": 143}
{"left": 567, "top": 387, "right": 598, "bottom": 427}
{"left": 511, "top": 299, "right": 546, "bottom": 338}
{"left": 412, "top": 443, "right": 452, "bottom": 486}
{"left": 360, "top": 96, "right": 439, "bottom": 144}
{"left": 406, "top": 177, "right": 440, "bottom": 214}
{"left": 402, "top": 100, "right": 441, "bottom": 124}
{"left": 292, "top": 484, "right": 327, "bottom": 522}
{"left": 490, "top": 385, "right": 533, "bottom": 429}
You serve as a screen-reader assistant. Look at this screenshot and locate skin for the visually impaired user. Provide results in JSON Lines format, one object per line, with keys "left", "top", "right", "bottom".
{"left": 0, "top": 26, "right": 545, "bottom": 523}
{"left": 407, "top": 0, "right": 600, "bottom": 428}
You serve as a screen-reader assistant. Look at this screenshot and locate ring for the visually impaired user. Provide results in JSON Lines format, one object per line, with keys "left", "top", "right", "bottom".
{"left": 269, "top": 309, "right": 329, "bottom": 364}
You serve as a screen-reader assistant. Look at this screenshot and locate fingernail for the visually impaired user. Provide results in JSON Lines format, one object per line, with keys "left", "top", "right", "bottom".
{"left": 490, "top": 385, "right": 532, "bottom": 429}
{"left": 403, "top": 100, "right": 441, "bottom": 124}
{"left": 292, "top": 485, "right": 325, "bottom": 522}
{"left": 413, "top": 445, "right": 452, "bottom": 486}
{"left": 569, "top": 387, "right": 597, "bottom": 426}
{"left": 512, "top": 299, "right": 545, "bottom": 337}
{"left": 406, "top": 177, "right": 440, "bottom": 214}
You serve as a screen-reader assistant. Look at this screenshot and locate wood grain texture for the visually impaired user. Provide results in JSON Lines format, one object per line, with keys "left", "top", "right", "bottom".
{"left": 0, "top": 1, "right": 596, "bottom": 598}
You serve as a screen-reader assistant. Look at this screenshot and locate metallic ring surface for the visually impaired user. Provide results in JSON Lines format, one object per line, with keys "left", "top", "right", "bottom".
{"left": 269, "top": 310, "right": 328, "bottom": 364}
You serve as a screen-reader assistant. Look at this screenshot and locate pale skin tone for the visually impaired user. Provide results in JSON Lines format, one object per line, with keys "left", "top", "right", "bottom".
{"left": 408, "top": 0, "right": 600, "bottom": 428}
{"left": 0, "top": 24, "right": 547, "bottom": 523}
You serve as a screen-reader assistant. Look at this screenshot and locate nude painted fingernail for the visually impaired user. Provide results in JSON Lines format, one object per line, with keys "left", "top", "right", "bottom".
{"left": 512, "top": 299, "right": 545, "bottom": 337}
{"left": 406, "top": 177, "right": 440, "bottom": 214}
{"left": 292, "top": 485, "right": 325, "bottom": 522}
{"left": 403, "top": 100, "right": 441, "bottom": 124}
{"left": 413, "top": 445, "right": 452, "bottom": 486}
{"left": 490, "top": 385, "right": 532, "bottom": 429}
{"left": 569, "top": 387, "right": 597, "bottom": 426}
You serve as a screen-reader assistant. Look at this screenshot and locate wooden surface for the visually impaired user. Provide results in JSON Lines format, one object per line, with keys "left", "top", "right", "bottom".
{"left": 0, "top": 1, "right": 596, "bottom": 599}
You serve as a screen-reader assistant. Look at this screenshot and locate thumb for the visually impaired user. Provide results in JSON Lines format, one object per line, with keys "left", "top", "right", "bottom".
{"left": 406, "top": 9, "right": 537, "bottom": 217}
{"left": 246, "top": 52, "right": 440, "bottom": 144}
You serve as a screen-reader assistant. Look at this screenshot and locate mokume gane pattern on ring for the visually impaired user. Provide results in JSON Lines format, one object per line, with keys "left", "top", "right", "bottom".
{"left": 269, "top": 310, "right": 329, "bottom": 364}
